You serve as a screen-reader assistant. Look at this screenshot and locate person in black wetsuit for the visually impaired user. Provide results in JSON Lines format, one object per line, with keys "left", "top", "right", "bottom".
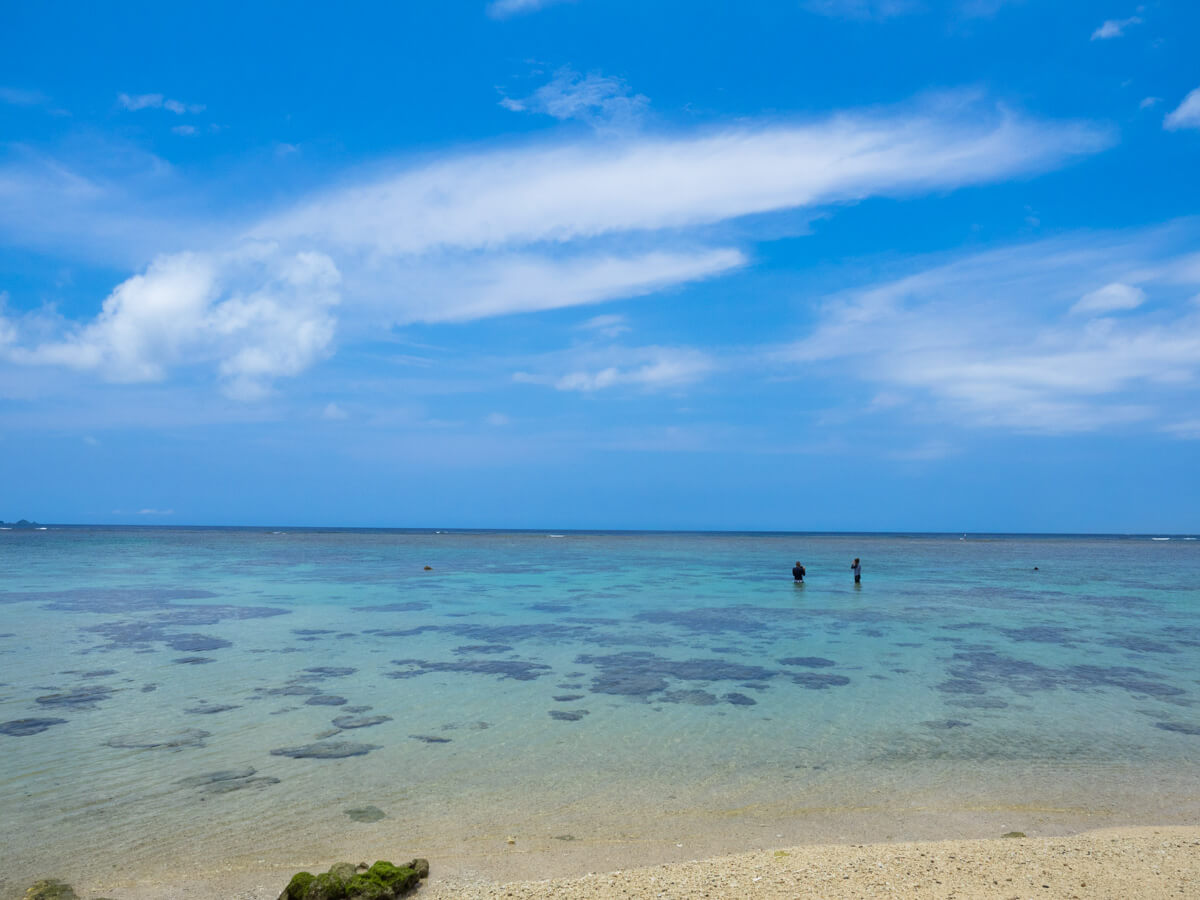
{"left": 792, "top": 561, "right": 806, "bottom": 582}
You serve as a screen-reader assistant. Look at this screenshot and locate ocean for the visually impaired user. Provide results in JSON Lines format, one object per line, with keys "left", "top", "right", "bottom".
{"left": 1, "top": 527, "right": 1198, "bottom": 894}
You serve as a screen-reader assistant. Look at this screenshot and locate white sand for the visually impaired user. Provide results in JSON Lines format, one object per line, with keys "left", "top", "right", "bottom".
{"left": 61, "top": 826, "right": 1199, "bottom": 900}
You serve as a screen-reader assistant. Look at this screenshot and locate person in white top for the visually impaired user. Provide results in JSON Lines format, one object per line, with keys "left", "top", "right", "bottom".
{"left": 851, "top": 558, "right": 862, "bottom": 584}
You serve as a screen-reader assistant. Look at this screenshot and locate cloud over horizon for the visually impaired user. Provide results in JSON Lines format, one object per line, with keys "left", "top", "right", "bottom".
{"left": 1, "top": 94, "right": 1111, "bottom": 398}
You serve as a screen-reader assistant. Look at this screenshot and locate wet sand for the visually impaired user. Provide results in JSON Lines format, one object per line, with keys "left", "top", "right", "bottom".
{"left": 60, "top": 826, "right": 1199, "bottom": 899}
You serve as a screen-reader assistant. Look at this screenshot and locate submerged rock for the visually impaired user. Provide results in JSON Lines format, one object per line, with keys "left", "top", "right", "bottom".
{"left": 409, "top": 734, "right": 451, "bottom": 743}
{"left": 35, "top": 685, "right": 115, "bottom": 709}
{"left": 106, "top": 728, "right": 210, "bottom": 749}
{"left": 278, "top": 858, "right": 428, "bottom": 900}
{"left": 723, "top": 692, "right": 757, "bottom": 706}
{"left": 791, "top": 672, "right": 851, "bottom": 689}
{"left": 184, "top": 703, "right": 241, "bottom": 714}
{"left": 345, "top": 805, "right": 387, "bottom": 822}
{"left": 332, "top": 714, "right": 392, "bottom": 729}
{"left": 778, "top": 657, "right": 837, "bottom": 668}
{"left": 270, "top": 741, "right": 380, "bottom": 759}
{"left": 305, "top": 695, "right": 348, "bottom": 706}
{"left": 0, "top": 717, "right": 67, "bottom": 736}
{"left": 549, "top": 709, "right": 589, "bottom": 721}
{"left": 176, "top": 768, "right": 281, "bottom": 793}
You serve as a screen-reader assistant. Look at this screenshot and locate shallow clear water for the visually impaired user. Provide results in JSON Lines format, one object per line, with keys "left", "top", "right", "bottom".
{"left": 1, "top": 528, "right": 1198, "bottom": 892}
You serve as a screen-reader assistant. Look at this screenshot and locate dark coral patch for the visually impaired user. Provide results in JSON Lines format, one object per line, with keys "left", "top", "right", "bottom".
{"left": 661, "top": 689, "right": 719, "bottom": 705}
{"left": 1108, "top": 636, "right": 1178, "bottom": 654}
{"left": 36, "top": 685, "right": 116, "bottom": 708}
{"left": 409, "top": 734, "right": 451, "bottom": 743}
{"left": 305, "top": 695, "right": 348, "bottom": 706}
{"left": 332, "top": 714, "right": 392, "bottom": 729}
{"left": 576, "top": 650, "right": 776, "bottom": 699}
{"left": 791, "top": 673, "right": 851, "bottom": 689}
{"left": 166, "top": 634, "right": 232, "bottom": 652}
{"left": 779, "top": 657, "right": 836, "bottom": 668}
{"left": 724, "top": 692, "right": 757, "bottom": 706}
{"left": 173, "top": 656, "right": 215, "bottom": 665}
{"left": 1155, "top": 722, "right": 1200, "bottom": 735}
{"left": 106, "top": 728, "right": 210, "bottom": 749}
{"left": 549, "top": 710, "right": 589, "bottom": 721}
{"left": 304, "top": 666, "right": 357, "bottom": 677}
{"left": 346, "top": 805, "right": 387, "bottom": 822}
{"left": 388, "top": 658, "right": 551, "bottom": 681}
{"left": 184, "top": 703, "right": 240, "bottom": 714}
{"left": 553, "top": 694, "right": 585, "bottom": 702}
{"left": 921, "top": 719, "right": 972, "bottom": 729}
{"left": 0, "top": 717, "right": 67, "bottom": 736}
{"left": 177, "top": 768, "right": 279, "bottom": 793}
{"left": 351, "top": 601, "right": 431, "bottom": 613}
{"left": 634, "top": 606, "right": 777, "bottom": 635}
{"left": 453, "top": 644, "right": 514, "bottom": 655}
{"left": 270, "top": 741, "right": 380, "bottom": 758}
{"left": 1000, "top": 625, "right": 1076, "bottom": 645}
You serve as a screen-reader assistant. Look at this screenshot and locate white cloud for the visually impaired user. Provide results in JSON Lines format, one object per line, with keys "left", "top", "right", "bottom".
{"left": 1163, "top": 419, "right": 1200, "bottom": 439}
{"left": 384, "top": 249, "right": 745, "bottom": 325}
{"left": 485, "top": 412, "right": 511, "bottom": 426}
{"left": 1069, "top": 282, "right": 1146, "bottom": 315}
{"left": 1164, "top": 87, "right": 1200, "bottom": 131}
{"left": 118, "top": 93, "right": 204, "bottom": 114}
{"left": 1091, "top": 16, "right": 1142, "bottom": 40}
{"left": 172, "top": 125, "right": 197, "bottom": 137}
{"left": 487, "top": 0, "right": 572, "bottom": 19}
{"left": 1140, "top": 97, "right": 1162, "bottom": 109}
{"left": 4, "top": 246, "right": 340, "bottom": 397}
{"left": 515, "top": 346, "right": 714, "bottom": 392}
{"left": 6, "top": 94, "right": 1113, "bottom": 398}
{"left": 500, "top": 67, "right": 648, "bottom": 132}
{"left": 118, "top": 92, "right": 164, "bottom": 111}
{"left": 322, "top": 402, "right": 349, "bottom": 420}
{"left": 580, "top": 314, "right": 631, "bottom": 337}
{"left": 887, "top": 439, "right": 959, "bottom": 461}
{"left": 136, "top": 508, "right": 174, "bottom": 516}
{"left": 258, "top": 98, "right": 1110, "bottom": 257}
{"left": 778, "top": 227, "right": 1200, "bottom": 433}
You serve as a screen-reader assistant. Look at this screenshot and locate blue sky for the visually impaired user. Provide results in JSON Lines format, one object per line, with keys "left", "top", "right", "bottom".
{"left": 2, "top": 1, "right": 1199, "bottom": 531}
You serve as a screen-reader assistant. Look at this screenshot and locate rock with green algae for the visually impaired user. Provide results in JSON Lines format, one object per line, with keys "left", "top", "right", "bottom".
{"left": 24, "top": 880, "right": 78, "bottom": 900}
{"left": 278, "top": 858, "right": 429, "bottom": 900}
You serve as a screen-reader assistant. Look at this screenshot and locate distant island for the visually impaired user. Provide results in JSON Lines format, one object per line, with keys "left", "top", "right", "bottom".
{"left": 0, "top": 519, "right": 41, "bottom": 528}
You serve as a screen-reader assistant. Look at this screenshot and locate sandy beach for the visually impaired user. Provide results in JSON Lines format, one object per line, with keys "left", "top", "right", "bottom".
{"left": 54, "top": 826, "right": 1197, "bottom": 900}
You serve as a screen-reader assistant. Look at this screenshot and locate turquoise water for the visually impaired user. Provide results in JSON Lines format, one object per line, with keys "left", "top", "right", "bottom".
{"left": 1, "top": 528, "right": 1199, "bottom": 893}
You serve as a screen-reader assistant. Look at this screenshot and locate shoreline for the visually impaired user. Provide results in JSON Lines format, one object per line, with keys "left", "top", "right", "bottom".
{"left": 45, "top": 825, "right": 1199, "bottom": 900}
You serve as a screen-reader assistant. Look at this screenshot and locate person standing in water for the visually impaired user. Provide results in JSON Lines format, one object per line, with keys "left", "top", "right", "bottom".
{"left": 792, "top": 561, "right": 806, "bottom": 582}
{"left": 851, "top": 557, "right": 862, "bottom": 584}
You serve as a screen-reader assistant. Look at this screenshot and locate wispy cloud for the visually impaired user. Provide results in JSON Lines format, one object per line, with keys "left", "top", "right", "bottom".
{"left": 1069, "top": 282, "right": 1145, "bottom": 315}
{"left": 118, "top": 92, "right": 205, "bottom": 114}
{"left": 487, "top": 0, "right": 573, "bottom": 19}
{"left": 1164, "top": 87, "right": 1200, "bottom": 131}
{"left": 500, "top": 67, "right": 648, "bottom": 132}
{"left": 779, "top": 223, "right": 1200, "bottom": 433}
{"left": 259, "top": 97, "right": 1110, "bottom": 256}
{"left": 515, "top": 345, "right": 715, "bottom": 392}
{"left": 579, "top": 314, "right": 631, "bottom": 338}
{"left": 802, "top": 0, "right": 920, "bottom": 20}
{"left": 1, "top": 94, "right": 1112, "bottom": 398}
{"left": 0, "top": 86, "right": 50, "bottom": 106}
{"left": 1091, "top": 16, "right": 1142, "bottom": 40}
